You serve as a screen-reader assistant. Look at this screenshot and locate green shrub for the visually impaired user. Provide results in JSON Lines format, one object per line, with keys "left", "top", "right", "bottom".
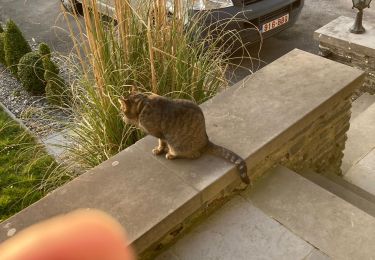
{"left": 44, "top": 58, "right": 70, "bottom": 107}
{"left": 39, "top": 42, "right": 51, "bottom": 59}
{"left": 39, "top": 43, "right": 70, "bottom": 106}
{"left": 0, "top": 32, "right": 5, "bottom": 65}
{"left": 17, "top": 51, "right": 45, "bottom": 94}
{"left": 0, "top": 23, "right": 5, "bottom": 65}
{"left": 4, "top": 20, "right": 31, "bottom": 76}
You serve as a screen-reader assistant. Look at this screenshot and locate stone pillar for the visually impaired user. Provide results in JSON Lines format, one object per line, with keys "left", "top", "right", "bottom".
{"left": 314, "top": 16, "right": 375, "bottom": 96}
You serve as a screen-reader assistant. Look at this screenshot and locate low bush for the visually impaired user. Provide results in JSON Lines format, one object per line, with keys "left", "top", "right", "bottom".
{"left": 39, "top": 42, "right": 51, "bottom": 59}
{"left": 0, "top": 23, "right": 5, "bottom": 65}
{"left": 0, "top": 33, "right": 5, "bottom": 65}
{"left": 17, "top": 51, "right": 45, "bottom": 94}
{"left": 44, "top": 58, "right": 71, "bottom": 107}
{"left": 39, "top": 43, "right": 71, "bottom": 106}
{"left": 3, "top": 20, "right": 31, "bottom": 76}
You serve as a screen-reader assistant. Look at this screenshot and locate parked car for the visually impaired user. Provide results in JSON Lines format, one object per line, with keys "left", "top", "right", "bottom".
{"left": 61, "top": 0, "right": 304, "bottom": 43}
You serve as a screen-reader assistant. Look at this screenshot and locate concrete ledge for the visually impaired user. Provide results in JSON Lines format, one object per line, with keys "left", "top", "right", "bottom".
{"left": 0, "top": 49, "right": 365, "bottom": 257}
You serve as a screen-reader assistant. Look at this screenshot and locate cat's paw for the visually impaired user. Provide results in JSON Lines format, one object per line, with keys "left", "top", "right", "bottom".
{"left": 165, "top": 153, "right": 177, "bottom": 160}
{"left": 152, "top": 147, "right": 165, "bottom": 156}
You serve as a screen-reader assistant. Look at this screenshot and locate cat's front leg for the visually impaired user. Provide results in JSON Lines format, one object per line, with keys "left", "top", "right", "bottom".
{"left": 152, "top": 139, "right": 168, "bottom": 155}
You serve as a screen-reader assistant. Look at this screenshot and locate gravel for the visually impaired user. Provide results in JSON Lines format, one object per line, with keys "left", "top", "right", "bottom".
{"left": 0, "top": 41, "right": 73, "bottom": 138}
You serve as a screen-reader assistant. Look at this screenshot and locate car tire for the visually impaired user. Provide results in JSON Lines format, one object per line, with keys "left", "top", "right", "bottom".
{"left": 60, "top": 0, "right": 83, "bottom": 15}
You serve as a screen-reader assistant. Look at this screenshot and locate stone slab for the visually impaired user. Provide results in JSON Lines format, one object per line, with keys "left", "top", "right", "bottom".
{"left": 156, "top": 196, "right": 313, "bottom": 260}
{"left": 345, "top": 147, "right": 375, "bottom": 196}
{"left": 41, "top": 131, "right": 69, "bottom": 158}
{"left": 342, "top": 102, "right": 375, "bottom": 173}
{"left": 134, "top": 136, "right": 240, "bottom": 203}
{"left": 200, "top": 49, "right": 364, "bottom": 169}
{"left": 300, "top": 169, "right": 375, "bottom": 217}
{"left": 303, "top": 248, "right": 331, "bottom": 260}
{"left": 351, "top": 93, "right": 375, "bottom": 120}
{"left": 314, "top": 16, "right": 375, "bottom": 57}
{"left": 0, "top": 144, "right": 201, "bottom": 253}
{"left": 244, "top": 166, "right": 375, "bottom": 259}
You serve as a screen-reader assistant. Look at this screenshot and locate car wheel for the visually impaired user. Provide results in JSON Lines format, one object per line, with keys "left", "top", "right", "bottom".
{"left": 60, "top": 0, "right": 83, "bottom": 15}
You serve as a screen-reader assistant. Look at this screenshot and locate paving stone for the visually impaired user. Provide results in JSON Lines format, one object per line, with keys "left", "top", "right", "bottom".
{"left": 299, "top": 169, "right": 375, "bottom": 217}
{"left": 351, "top": 93, "right": 375, "bottom": 120}
{"left": 303, "top": 248, "right": 331, "bottom": 260}
{"left": 345, "top": 147, "right": 375, "bottom": 196}
{"left": 156, "top": 196, "right": 313, "bottom": 260}
{"left": 342, "top": 102, "right": 375, "bottom": 173}
{"left": 244, "top": 166, "right": 375, "bottom": 260}
{"left": 41, "top": 131, "right": 69, "bottom": 157}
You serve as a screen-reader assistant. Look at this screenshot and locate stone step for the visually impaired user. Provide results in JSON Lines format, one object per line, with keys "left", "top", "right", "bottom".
{"left": 351, "top": 93, "right": 375, "bottom": 120}
{"left": 157, "top": 166, "right": 375, "bottom": 259}
{"left": 156, "top": 195, "right": 330, "bottom": 260}
{"left": 341, "top": 101, "right": 375, "bottom": 173}
{"left": 345, "top": 147, "right": 375, "bottom": 197}
{"left": 244, "top": 166, "right": 375, "bottom": 259}
{"left": 299, "top": 170, "right": 375, "bottom": 217}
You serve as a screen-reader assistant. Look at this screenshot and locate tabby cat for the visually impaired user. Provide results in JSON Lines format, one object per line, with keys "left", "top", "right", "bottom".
{"left": 119, "top": 92, "right": 250, "bottom": 184}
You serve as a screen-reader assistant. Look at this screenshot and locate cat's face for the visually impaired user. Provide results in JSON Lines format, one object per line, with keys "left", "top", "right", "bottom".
{"left": 119, "top": 93, "right": 147, "bottom": 123}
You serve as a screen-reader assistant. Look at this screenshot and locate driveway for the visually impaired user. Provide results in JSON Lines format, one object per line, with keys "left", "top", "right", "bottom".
{"left": 0, "top": 0, "right": 81, "bottom": 53}
{"left": 231, "top": 0, "right": 375, "bottom": 81}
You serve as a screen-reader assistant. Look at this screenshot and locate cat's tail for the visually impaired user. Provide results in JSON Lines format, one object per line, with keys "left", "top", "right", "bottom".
{"left": 207, "top": 141, "right": 251, "bottom": 185}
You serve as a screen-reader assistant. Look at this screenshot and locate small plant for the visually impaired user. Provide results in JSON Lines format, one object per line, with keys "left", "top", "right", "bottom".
{"left": 3, "top": 20, "right": 32, "bottom": 76}
{"left": 0, "top": 23, "right": 5, "bottom": 65}
{"left": 39, "top": 43, "right": 71, "bottom": 107}
{"left": 17, "top": 51, "right": 45, "bottom": 94}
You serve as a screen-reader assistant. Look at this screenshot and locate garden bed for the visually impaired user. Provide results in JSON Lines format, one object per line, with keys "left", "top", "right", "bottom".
{"left": 0, "top": 47, "right": 71, "bottom": 139}
{"left": 0, "top": 106, "right": 70, "bottom": 222}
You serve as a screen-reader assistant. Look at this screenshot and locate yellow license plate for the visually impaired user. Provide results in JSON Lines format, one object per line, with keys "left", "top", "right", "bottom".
{"left": 262, "top": 13, "right": 289, "bottom": 33}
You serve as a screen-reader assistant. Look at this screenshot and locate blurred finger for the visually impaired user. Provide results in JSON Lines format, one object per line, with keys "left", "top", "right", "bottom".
{"left": 0, "top": 209, "right": 135, "bottom": 260}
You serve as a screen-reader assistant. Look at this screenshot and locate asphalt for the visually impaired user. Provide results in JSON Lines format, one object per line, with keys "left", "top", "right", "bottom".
{"left": 231, "top": 0, "right": 375, "bottom": 81}
{"left": 0, "top": 0, "right": 80, "bottom": 53}
{"left": 0, "top": 0, "right": 375, "bottom": 77}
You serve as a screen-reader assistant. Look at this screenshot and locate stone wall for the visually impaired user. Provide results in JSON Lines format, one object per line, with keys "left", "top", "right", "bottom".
{"left": 251, "top": 96, "right": 351, "bottom": 181}
{"left": 319, "top": 42, "right": 375, "bottom": 96}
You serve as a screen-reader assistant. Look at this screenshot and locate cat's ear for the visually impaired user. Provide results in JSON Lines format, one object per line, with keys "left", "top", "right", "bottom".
{"left": 118, "top": 97, "right": 129, "bottom": 110}
{"left": 130, "top": 85, "right": 138, "bottom": 94}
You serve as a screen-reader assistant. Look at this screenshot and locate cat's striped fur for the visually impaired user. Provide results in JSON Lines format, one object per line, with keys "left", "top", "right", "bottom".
{"left": 119, "top": 92, "right": 250, "bottom": 184}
